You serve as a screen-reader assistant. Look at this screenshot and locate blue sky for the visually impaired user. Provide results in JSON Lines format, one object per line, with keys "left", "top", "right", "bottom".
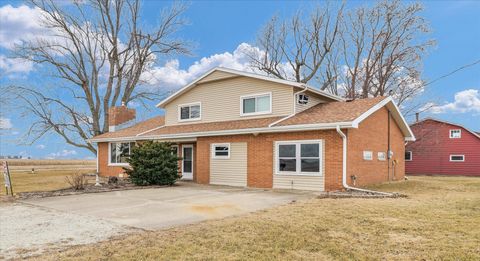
{"left": 0, "top": 0, "right": 479, "bottom": 159}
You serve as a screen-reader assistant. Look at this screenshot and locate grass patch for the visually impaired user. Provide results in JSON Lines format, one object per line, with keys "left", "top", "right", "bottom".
{"left": 1, "top": 169, "right": 95, "bottom": 195}
{"left": 33, "top": 176, "right": 480, "bottom": 260}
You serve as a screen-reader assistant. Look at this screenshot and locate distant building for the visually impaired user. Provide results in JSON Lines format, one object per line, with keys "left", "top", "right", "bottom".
{"left": 406, "top": 118, "right": 480, "bottom": 176}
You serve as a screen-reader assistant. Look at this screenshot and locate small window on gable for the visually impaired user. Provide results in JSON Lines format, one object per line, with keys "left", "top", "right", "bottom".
{"left": 297, "top": 94, "right": 309, "bottom": 104}
{"left": 450, "top": 155, "right": 464, "bottom": 162}
{"left": 179, "top": 103, "right": 201, "bottom": 121}
{"left": 241, "top": 93, "right": 271, "bottom": 116}
{"left": 363, "top": 151, "right": 373, "bottom": 160}
{"left": 449, "top": 129, "right": 461, "bottom": 138}
{"left": 212, "top": 143, "right": 230, "bottom": 159}
{"left": 405, "top": 151, "right": 412, "bottom": 161}
{"left": 378, "top": 152, "right": 386, "bottom": 161}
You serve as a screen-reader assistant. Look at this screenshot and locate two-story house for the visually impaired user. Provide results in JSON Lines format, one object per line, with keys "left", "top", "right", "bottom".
{"left": 406, "top": 118, "right": 480, "bottom": 176}
{"left": 90, "top": 67, "right": 415, "bottom": 191}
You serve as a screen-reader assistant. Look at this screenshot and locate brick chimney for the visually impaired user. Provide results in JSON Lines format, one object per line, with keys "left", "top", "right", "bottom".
{"left": 108, "top": 102, "right": 136, "bottom": 132}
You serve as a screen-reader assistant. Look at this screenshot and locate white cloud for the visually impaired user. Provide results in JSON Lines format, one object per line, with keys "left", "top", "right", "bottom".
{"left": 46, "top": 149, "right": 78, "bottom": 159}
{"left": 0, "top": 54, "right": 34, "bottom": 74}
{"left": 0, "top": 117, "right": 12, "bottom": 129}
{"left": 428, "top": 89, "right": 480, "bottom": 114}
{"left": 0, "top": 5, "right": 46, "bottom": 50}
{"left": 36, "top": 144, "right": 46, "bottom": 149}
{"left": 141, "top": 43, "right": 262, "bottom": 90}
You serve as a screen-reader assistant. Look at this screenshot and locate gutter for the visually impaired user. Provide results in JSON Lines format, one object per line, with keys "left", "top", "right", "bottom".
{"left": 336, "top": 125, "right": 393, "bottom": 196}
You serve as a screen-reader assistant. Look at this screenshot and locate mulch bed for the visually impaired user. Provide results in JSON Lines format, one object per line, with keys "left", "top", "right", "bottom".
{"left": 16, "top": 182, "right": 173, "bottom": 200}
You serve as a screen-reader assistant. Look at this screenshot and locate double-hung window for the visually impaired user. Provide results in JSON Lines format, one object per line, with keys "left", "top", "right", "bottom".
{"left": 109, "top": 142, "right": 135, "bottom": 165}
{"left": 449, "top": 129, "right": 461, "bottom": 138}
{"left": 276, "top": 140, "right": 322, "bottom": 175}
{"left": 179, "top": 102, "right": 201, "bottom": 121}
{"left": 241, "top": 92, "right": 271, "bottom": 116}
{"left": 212, "top": 143, "right": 230, "bottom": 159}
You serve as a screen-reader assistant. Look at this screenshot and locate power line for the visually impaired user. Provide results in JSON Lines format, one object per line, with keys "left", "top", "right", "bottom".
{"left": 423, "top": 58, "right": 480, "bottom": 88}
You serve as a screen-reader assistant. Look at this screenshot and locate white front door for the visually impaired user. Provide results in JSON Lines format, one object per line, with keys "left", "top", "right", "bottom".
{"left": 182, "top": 145, "right": 193, "bottom": 180}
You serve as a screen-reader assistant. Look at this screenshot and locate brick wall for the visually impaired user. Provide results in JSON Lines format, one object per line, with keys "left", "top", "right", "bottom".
{"left": 98, "top": 142, "right": 127, "bottom": 177}
{"left": 346, "top": 107, "right": 405, "bottom": 187}
{"left": 196, "top": 130, "right": 344, "bottom": 191}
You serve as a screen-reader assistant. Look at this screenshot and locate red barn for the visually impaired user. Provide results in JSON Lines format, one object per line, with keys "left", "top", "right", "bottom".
{"left": 406, "top": 118, "right": 480, "bottom": 176}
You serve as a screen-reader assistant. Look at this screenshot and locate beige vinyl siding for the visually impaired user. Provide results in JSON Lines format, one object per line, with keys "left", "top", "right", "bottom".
{"left": 164, "top": 77, "right": 294, "bottom": 125}
{"left": 272, "top": 140, "right": 325, "bottom": 191}
{"left": 197, "top": 70, "right": 237, "bottom": 84}
{"left": 295, "top": 91, "right": 327, "bottom": 113}
{"left": 210, "top": 142, "right": 247, "bottom": 187}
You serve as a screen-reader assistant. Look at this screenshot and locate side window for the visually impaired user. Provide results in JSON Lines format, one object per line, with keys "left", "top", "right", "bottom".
{"left": 297, "top": 94, "right": 309, "bottom": 104}
{"left": 405, "top": 151, "right": 412, "bottom": 161}
{"left": 276, "top": 141, "right": 322, "bottom": 175}
{"left": 377, "top": 152, "right": 386, "bottom": 161}
{"left": 110, "top": 142, "right": 135, "bottom": 164}
{"left": 363, "top": 151, "right": 373, "bottom": 160}
{"left": 179, "top": 103, "right": 201, "bottom": 121}
{"left": 212, "top": 143, "right": 230, "bottom": 159}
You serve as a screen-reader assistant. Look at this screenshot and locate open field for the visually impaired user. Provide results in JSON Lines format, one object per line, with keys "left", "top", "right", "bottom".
{"left": 32, "top": 176, "right": 480, "bottom": 260}
{"left": 1, "top": 160, "right": 96, "bottom": 195}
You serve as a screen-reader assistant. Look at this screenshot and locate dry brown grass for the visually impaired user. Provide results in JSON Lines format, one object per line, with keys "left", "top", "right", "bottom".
{"left": 1, "top": 160, "right": 96, "bottom": 195}
{"left": 32, "top": 176, "right": 480, "bottom": 261}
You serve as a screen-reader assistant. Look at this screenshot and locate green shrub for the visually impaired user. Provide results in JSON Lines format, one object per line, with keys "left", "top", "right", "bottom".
{"left": 125, "top": 141, "right": 180, "bottom": 186}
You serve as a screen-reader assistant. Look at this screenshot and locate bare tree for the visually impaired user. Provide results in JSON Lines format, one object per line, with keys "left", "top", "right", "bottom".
{"left": 2, "top": 0, "right": 190, "bottom": 154}
{"left": 249, "top": 0, "right": 434, "bottom": 107}
{"left": 247, "top": 3, "right": 344, "bottom": 85}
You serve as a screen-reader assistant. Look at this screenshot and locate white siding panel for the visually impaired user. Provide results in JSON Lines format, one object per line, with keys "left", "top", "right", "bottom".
{"left": 210, "top": 142, "right": 247, "bottom": 187}
{"left": 164, "top": 77, "right": 294, "bottom": 125}
{"left": 272, "top": 140, "right": 325, "bottom": 191}
{"left": 197, "top": 71, "right": 237, "bottom": 83}
{"left": 295, "top": 91, "right": 326, "bottom": 113}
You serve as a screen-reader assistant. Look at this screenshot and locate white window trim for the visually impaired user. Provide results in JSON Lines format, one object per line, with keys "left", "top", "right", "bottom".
{"left": 449, "top": 154, "right": 465, "bottom": 162}
{"left": 274, "top": 139, "right": 323, "bottom": 176}
{"left": 449, "top": 129, "right": 461, "bottom": 139}
{"left": 108, "top": 142, "right": 133, "bottom": 166}
{"left": 405, "top": 151, "right": 413, "bottom": 161}
{"left": 171, "top": 145, "right": 179, "bottom": 156}
{"left": 178, "top": 102, "right": 202, "bottom": 122}
{"left": 377, "top": 152, "right": 386, "bottom": 161}
{"left": 211, "top": 143, "right": 231, "bottom": 159}
{"left": 297, "top": 93, "right": 309, "bottom": 104}
{"left": 363, "top": 151, "right": 373, "bottom": 161}
{"left": 240, "top": 92, "right": 272, "bottom": 116}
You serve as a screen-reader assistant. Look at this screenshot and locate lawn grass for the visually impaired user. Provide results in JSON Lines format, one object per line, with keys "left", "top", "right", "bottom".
{"left": 1, "top": 168, "right": 95, "bottom": 195}
{"left": 33, "top": 176, "right": 480, "bottom": 260}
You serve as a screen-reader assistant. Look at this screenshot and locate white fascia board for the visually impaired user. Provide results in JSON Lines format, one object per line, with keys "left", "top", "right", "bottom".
{"left": 351, "top": 96, "right": 416, "bottom": 141}
{"left": 156, "top": 67, "right": 344, "bottom": 108}
{"left": 89, "top": 121, "right": 354, "bottom": 143}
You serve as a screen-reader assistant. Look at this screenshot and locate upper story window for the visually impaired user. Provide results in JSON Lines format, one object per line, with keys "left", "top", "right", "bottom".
{"left": 449, "top": 129, "right": 461, "bottom": 138}
{"left": 297, "top": 94, "right": 309, "bottom": 104}
{"left": 109, "top": 142, "right": 135, "bottom": 165}
{"left": 179, "top": 102, "right": 201, "bottom": 121}
{"left": 240, "top": 92, "right": 272, "bottom": 116}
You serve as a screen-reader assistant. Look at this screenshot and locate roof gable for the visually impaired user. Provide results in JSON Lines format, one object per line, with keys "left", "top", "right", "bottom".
{"left": 155, "top": 67, "right": 343, "bottom": 108}
{"left": 411, "top": 118, "right": 480, "bottom": 139}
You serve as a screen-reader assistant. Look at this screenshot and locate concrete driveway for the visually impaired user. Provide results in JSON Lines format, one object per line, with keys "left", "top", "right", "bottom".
{"left": 21, "top": 182, "right": 311, "bottom": 230}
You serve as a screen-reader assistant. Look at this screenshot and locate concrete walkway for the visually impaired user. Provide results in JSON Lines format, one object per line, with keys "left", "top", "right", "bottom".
{"left": 21, "top": 182, "right": 312, "bottom": 230}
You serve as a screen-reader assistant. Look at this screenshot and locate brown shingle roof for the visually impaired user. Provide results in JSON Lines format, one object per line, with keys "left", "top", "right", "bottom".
{"left": 276, "top": 96, "right": 386, "bottom": 126}
{"left": 92, "top": 116, "right": 165, "bottom": 140}
{"left": 139, "top": 116, "right": 284, "bottom": 137}
{"left": 91, "top": 97, "right": 388, "bottom": 141}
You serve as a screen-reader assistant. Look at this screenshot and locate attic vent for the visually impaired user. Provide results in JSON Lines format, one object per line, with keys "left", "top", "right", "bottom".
{"left": 297, "top": 94, "right": 309, "bottom": 104}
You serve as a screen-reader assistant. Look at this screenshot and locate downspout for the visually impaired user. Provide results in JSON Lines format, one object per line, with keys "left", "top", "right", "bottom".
{"left": 268, "top": 84, "right": 308, "bottom": 127}
{"left": 336, "top": 126, "right": 392, "bottom": 195}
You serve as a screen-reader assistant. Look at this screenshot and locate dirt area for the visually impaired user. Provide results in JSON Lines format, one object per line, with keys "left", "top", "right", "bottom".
{"left": 0, "top": 203, "right": 134, "bottom": 260}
